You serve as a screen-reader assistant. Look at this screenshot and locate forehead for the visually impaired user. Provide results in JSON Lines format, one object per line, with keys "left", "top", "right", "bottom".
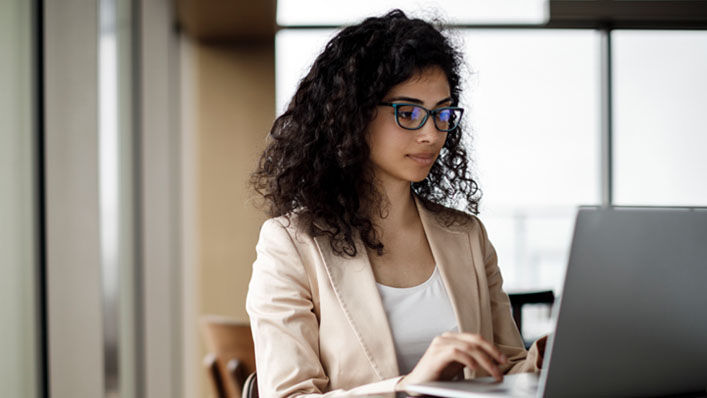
{"left": 385, "top": 66, "right": 451, "bottom": 99}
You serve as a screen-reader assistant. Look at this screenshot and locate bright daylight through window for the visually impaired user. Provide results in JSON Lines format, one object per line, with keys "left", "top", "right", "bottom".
{"left": 274, "top": 1, "right": 707, "bottom": 341}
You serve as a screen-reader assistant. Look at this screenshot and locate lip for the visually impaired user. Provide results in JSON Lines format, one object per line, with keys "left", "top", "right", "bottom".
{"left": 407, "top": 153, "right": 436, "bottom": 166}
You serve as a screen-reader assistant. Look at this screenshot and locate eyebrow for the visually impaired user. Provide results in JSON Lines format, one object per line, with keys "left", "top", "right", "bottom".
{"left": 387, "top": 96, "right": 453, "bottom": 106}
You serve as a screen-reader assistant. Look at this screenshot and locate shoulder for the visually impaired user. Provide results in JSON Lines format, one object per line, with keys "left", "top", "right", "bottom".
{"left": 260, "top": 212, "right": 306, "bottom": 233}
{"left": 253, "top": 214, "right": 317, "bottom": 281}
{"left": 418, "top": 198, "right": 487, "bottom": 236}
{"left": 257, "top": 212, "right": 317, "bottom": 250}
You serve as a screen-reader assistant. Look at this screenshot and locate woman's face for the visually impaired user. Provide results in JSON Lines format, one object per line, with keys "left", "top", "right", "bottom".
{"left": 366, "top": 66, "right": 451, "bottom": 186}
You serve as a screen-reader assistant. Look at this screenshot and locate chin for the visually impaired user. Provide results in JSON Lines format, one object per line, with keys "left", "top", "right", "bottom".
{"left": 408, "top": 171, "right": 431, "bottom": 183}
{"left": 382, "top": 165, "right": 432, "bottom": 184}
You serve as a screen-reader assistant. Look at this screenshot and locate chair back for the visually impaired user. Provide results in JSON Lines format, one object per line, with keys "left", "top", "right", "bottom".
{"left": 201, "top": 315, "right": 256, "bottom": 398}
{"left": 242, "top": 372, "right": 259, "bottom": 398}
{"left": 508, "top": 290, "right": 555, "bottom": 348}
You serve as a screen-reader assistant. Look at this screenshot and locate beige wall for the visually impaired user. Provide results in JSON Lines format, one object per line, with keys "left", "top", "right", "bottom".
{"left": 194, "top": 41, "right": 273, "bottom": 397}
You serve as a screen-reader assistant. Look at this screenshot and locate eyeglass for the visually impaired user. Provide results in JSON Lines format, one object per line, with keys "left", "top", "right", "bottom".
{"left": 379, "top": 102, "right": 464, "bottom": 132}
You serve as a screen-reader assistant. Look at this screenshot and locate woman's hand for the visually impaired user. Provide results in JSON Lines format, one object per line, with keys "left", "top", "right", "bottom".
{"left": 397, "top": 332, "right": 508, "bottom": 389}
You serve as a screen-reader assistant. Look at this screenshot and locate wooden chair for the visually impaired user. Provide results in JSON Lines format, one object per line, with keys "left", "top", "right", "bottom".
{"left": 201, "top": 315, "right": 256, "bottom": 398}
{"left": 242, "top": 372, "right": 259, "bottom": 398}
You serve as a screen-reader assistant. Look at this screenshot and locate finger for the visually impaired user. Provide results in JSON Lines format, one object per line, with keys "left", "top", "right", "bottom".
{"left": 452, "top": 333, "right": 507, "bottom": 364}
{"left": 469, "top": 350, "right": 503, "bottom": 382}
{"left": 438, "top": 334, "right": 506, "bottom": 367}
{"left": 442, "top": 338, "right": 502, "bottom": 379}
{"left": 446, "top": 346, "right": 478, "bottom": 373}
{"left": 433, "top": 334, "right": 505, "bottom": 378}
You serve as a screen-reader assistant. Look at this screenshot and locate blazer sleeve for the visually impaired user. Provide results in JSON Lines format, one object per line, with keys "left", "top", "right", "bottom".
{"left": 246, "top": 219, "right": 403, "bottom": 398}
{"left": 476, "top": 219, "right": 543, "bottom": 374}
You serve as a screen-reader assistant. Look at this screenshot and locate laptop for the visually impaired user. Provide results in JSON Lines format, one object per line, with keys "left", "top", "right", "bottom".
{"left": 406, "top": 206, "right": 707, "bottom": 397}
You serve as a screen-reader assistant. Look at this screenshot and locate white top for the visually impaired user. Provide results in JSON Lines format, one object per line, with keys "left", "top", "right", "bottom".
{"left": 376, "top": 266, "right": 459, "bottom": 375}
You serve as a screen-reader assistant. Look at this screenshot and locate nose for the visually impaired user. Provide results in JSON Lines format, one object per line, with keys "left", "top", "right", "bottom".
{"left": 416, "top": 116, "right": 442, "bottom": 144}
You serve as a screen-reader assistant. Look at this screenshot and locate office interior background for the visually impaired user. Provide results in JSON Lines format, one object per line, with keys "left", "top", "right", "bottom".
{"left": 1, "top": 0, "right": 706, "bottom": 397}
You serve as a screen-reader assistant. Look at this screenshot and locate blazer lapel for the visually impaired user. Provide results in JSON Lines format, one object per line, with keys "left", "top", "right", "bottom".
{"left": 313, "top": 234, "right": 400, "bottom": 380}
{"left": 312, "top": 199, "right": 484, "bottom": 380}
{"left": 416, "top": 198, "right": 482, "bottom": 335}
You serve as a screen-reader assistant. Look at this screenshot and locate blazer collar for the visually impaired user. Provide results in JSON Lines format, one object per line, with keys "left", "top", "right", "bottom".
{"left": 414, "top": 197, "right": 482, "bottom": 335}
{"left": 314, "top": 197, "right": 482, "bottom": 379}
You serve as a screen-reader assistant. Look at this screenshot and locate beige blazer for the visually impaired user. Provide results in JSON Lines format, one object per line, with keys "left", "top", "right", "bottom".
{"left": 246, "top": 198, "right": 541, "bottom": 397}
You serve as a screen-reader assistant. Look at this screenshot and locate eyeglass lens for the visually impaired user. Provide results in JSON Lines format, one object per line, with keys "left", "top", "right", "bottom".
{"left": 396, "top": 104, "right": 461, "bottom": 131}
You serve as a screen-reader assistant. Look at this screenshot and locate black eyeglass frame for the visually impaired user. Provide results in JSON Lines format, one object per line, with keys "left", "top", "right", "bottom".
{"left": 379, "top": 102, "right": 464, "bottom": 132}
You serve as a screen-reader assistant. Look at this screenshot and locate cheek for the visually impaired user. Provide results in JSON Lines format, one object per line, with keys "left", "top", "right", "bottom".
{"left": 367, "top": 118, "right": 404, "bottom": 158}
{"left": 438, "top": 133, "right": 449, "bottom": 150}
{"left": 369, "top": 130, "right": 407, "bottom": 163}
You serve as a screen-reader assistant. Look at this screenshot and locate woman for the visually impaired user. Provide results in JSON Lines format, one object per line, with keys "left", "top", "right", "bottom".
{"left": 247, "top": 10, "right": 544, "bottom": 397}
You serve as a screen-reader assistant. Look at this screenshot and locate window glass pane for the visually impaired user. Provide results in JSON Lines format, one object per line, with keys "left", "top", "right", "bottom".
{"left": 277, "top": 0, "right": 548, "bottom": 26}
{"left": 275, "top": 29, "right": 336, "bottom": 115}
{"left": 613, "top": 30, "right": 707, "bottom": 206}
{"left": 462, "top": 30, "right": 601, "bottom": 295}
{"left": 0, "top": 0, "right": 39, "bottom": 396}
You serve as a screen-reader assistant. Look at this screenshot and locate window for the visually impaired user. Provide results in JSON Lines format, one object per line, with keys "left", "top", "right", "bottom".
{"left": 613, "top": 30, "right": 707, "bottom": 206}
{"left": 277, "top": 0, "right": 548, "bottom": 26}
{"left": 275, "top": 2, "right": 707, "bottom": 341}
{"left": 462, "top": 30, "right": 601, "bottom": 296}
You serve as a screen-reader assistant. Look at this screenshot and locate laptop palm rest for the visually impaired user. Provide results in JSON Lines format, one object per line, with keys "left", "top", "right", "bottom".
{"left": 405, "top": 373, "right": 540, "bottom": 397}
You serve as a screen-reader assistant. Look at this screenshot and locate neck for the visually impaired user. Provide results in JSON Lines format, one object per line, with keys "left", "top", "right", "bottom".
{"left": 371, "top": 177, "right": 418, "bottom": 234}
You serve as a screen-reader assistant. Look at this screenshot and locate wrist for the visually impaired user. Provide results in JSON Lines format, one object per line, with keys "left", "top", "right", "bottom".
{"left": 394, "top": 375, "right": 408, "bottom": 391}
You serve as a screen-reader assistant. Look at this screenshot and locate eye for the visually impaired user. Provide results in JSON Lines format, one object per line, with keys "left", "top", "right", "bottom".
{"left": 433, "top": 107, "right": 463, "bottom": 131}
{"left": 397, "top": 105, "right": 422, "bottom": 121}
{"left": 437, "top": 109, "right": 451, "bottom": 122}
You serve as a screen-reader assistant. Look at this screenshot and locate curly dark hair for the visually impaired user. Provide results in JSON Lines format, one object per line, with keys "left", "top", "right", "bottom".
{"left": 251, "top": 9, "right": 481, "bottom": 257}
